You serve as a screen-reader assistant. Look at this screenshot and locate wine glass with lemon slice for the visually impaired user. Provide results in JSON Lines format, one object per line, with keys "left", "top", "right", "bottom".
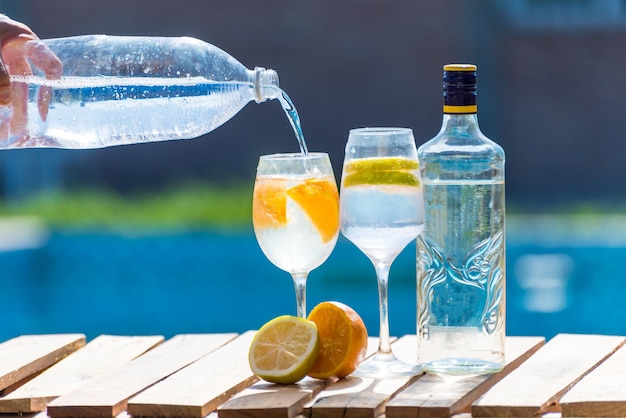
{"left": 340, "top": 127, "right": 424, "bottom": 378}
{"left": 253, "top": 152, "right": 340, "bottom": 318}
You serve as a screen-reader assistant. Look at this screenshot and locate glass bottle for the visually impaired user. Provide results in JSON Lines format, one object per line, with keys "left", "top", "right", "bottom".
{"left": 416, "top": 64, "right": 506, "bottom": 376}
{"left": 1, "top": 35, "right": 281, "bottom": 149}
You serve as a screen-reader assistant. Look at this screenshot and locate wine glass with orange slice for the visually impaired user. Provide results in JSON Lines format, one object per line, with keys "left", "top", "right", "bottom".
{"left": 253, "top": 152, "right": 340, "bottom": 318}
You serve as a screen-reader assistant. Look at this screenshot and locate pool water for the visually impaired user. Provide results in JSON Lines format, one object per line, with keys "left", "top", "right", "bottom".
{"left": 1, "top": 216, "right": 625, "bottom": 341}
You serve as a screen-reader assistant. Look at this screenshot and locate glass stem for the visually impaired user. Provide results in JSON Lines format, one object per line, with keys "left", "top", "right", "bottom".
{"left": 292, "top": 273, "right": 308, "bottom": 318}
{"left": 374, "top": 261, "right": 393, "bottom": 355}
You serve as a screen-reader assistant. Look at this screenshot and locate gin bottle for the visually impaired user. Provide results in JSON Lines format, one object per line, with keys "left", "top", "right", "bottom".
{"left": 416, "top": 64, "right": 505, "bottom": 376}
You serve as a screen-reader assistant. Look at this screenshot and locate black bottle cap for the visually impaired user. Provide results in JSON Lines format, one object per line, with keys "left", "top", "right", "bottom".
{"left": 443, "top": 64, "right": 477, "bottom": 113}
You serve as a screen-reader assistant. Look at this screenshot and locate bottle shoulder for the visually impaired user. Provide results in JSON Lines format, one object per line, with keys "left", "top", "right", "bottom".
{"left": 419, "top": 134, "right": 503, "bottom": 161}
{"left": 418, "top": 116, "right": 504, "bottom": 162}
{"left": 417, "top": 117, "right": 504, "bottom": 180}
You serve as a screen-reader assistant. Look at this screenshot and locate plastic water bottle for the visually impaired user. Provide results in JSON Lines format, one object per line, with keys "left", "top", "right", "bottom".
{"left": 1, "top": 35, "right": 282, "bottom": 149}
{"left": 416, "top": 64, "right": 506, "bottom": 376}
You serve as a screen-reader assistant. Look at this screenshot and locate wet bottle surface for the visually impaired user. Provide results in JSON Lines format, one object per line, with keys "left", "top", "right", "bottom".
{"left": 3, "top": 35, "right": 282, "bottom": 149}
{"left": 416, "top": 64, "right": 506, "bottom": 376}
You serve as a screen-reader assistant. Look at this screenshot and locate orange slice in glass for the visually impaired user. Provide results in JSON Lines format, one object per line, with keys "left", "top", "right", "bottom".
{"left": 286, "top": 177, "right": 339, "bottom": 243}
{"left": 253, "top": 177, "right": 287, "bottom": 229}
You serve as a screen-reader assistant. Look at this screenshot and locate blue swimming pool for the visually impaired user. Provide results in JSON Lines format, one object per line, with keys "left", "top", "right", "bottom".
{"left": 1, "top": 215, "right": 624, "bottom": 341}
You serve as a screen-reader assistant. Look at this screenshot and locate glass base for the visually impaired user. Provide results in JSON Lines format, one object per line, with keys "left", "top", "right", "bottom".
{"left": 421, "top": 358, "right": 504, "bottom": 377}
{"left": 352, "top": 352, "right": 422, "bottom": 379}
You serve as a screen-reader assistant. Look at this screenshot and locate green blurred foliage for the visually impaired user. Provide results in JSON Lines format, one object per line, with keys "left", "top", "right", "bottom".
{"left": 0, "top": 183, "right": 254, "bottom": 230}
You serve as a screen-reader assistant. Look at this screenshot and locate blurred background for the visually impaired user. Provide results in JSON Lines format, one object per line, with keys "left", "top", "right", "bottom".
{"left": 0, "top": 0, "right": 625, "bottom": 341}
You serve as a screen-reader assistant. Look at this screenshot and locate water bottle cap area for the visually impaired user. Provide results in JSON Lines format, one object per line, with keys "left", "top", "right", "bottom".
{"left": 254, "top": 67, "right": 280, "bottom": 103}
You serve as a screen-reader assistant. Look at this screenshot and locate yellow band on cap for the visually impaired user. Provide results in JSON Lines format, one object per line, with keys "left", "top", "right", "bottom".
{"left": 443, "top": 64, "right": 477, "bottom": 72}
{"left": 443, "top": 104, "right": 477, "bottom": 114}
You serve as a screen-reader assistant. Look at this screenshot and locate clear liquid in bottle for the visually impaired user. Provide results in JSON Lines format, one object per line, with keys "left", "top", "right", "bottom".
{"left": 4, "top": 35, "right": 310, "bottom": 154}
{"left": 416, "top": 64, "right": 506, "bottom": 376}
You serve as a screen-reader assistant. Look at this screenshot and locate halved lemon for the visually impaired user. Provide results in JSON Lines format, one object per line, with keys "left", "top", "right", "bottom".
{"left": 248, "top": 315, "right": 320, "bottom": 384}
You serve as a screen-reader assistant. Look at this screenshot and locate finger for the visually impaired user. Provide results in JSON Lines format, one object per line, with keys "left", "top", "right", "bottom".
{"left": 0, "top": 54, "right": 11, "bottom": 105}
{"left": 37, "top": 86, "right": 52, "bottom": 122}
{"left": 0, "top": 15, "right": 37, "bottom": 43}
{"left": 24, "top": 40, "right": 62, "bottom": 122}
{"left": 0, "top": 18, "right": 44, "bottom": 140}
{"left": 2, "top": 37, "right": 32, "bottom": 136}
{"left": 0, "top": 102, "right": 10, "bottom": 142}
{"left": 3, "top": 36, "right": 60, "bottom": 123}
{"left": 25, "top": 40, "right": 62, "bottom": 79}
{"left": 2, "top": 36, "right": 33, "bottom": 75}
{"left": 0, "top": 19, "right": 39, "bottom": 106}
{"left": 8, "top": 69, "right": 28, "bottom": 140}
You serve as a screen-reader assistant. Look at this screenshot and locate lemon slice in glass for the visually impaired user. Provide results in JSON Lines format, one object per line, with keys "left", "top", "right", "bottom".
{"left": 343, "top": 157, "right": 420, "bottom": 187}
{"left": 248, "top": 315, "right": 320, "bottom": 384}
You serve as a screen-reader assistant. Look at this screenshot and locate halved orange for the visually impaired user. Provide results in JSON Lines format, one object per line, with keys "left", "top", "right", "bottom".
{"left": 307, "top": 301, "right": 368, "bottom": 379}
{"left": 286, "top": 177, "right": 339, "bottom": 243}
{"left": 253, "top": 177, "right": 287, "bottom": 229}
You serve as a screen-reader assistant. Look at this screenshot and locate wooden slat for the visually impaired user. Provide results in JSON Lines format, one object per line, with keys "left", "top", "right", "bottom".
{"left": 0, "top": 335, "right": 164, "bottom": 412}
{"left": 218, "top": 377, "right": 328, "bottom": 418}
{"left": 304, "top": 335, "right": 420, "bottom": 418}
{"left": 560, "top": 342, "right": 626, "bottom": 417}
{"left": 127, "top": 332, "right": 258, "bottom": 418}
{"left": 219, "top": 337, "right": 381, "bottom": 418}
{"left": 385, "top": 336, "right": 545, "bottom": 418}
{"left": 47, "top": 333, "right": 237, "bottom": 418}
{"left": 471, "top": 334, "right": 625, "bottom": 417}
{"left": 0, "top": 334, "right": 85, "bottom": 393}
{"left": 306, "top": 375, "right": 415, "bottom": 418}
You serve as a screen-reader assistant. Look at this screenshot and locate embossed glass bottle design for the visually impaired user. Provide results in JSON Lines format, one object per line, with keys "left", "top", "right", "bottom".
{"left": 416, "top": 64, "right": 506, "bottom": 376}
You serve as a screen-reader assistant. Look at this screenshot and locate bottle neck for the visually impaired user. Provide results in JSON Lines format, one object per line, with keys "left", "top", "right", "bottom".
{"left": 438, "top": 112, "right": 482, "bottom": 137}
{"left": 442, "top": 65, "right": 477, "bottom": 128}
{"left": 443, "top": 103, "right": 477, "bottom": 114}
{"left": 253, "top": 67, "right": 281, "bottom": 103}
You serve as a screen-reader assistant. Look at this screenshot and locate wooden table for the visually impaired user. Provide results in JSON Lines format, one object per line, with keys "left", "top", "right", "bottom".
{"left": 0, "top": 332, "right": 623, "bottom": 418}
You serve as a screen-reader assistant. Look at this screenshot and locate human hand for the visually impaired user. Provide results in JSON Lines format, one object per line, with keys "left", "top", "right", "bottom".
{"left": 0, "top": 15, "right": 61, "bottom": 143}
